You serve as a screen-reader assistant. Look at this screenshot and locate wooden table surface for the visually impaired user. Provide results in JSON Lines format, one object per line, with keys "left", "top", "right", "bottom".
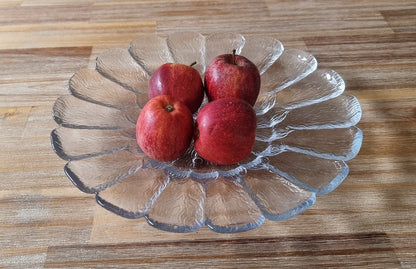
{"left": 1, "top": 0, "right": 415, "bottom": 268}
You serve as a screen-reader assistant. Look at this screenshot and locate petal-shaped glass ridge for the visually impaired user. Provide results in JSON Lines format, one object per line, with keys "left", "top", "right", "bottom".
{"left": 267, "top": 151, "right": 350, "bottom": 195}
{"left": 255, "top": 68, "right": 346, "bottom": 121}
{"left": 96, "top": 167, "right": 168, "bottom": 219}
{"left": 204, "top": 32, "right": 246, "bottom": 69}
{"left": 280, "top": 94, "right": 362, "bottom": 130}
{"left": 52, "top": 95, "right": 139, "bottom": 129}
{"left": 96, "top": 48, "right": 150, "bottom": 93}
{"left": 205, "top": 177, "right": 265, "bottom": 233}
{"left": 69, "top": 69, "right": 141, "bottom": 109}
{"left": 240, "top": 35, "right": 284, "bottom": 75}
{"left": 51, "top": 32, "right": 363, "bottom": 233}
{"left": 241, "top": 169, "right": 316, "bottom": 220}
{"left": 274, "top": 127, "right": 363, "bottom": 161}
{"left": 146, "top": 178, "right": 205, "bottom": 233}
{"left": 51, "top": 127, "right": 137, "bottom": 160}
{"left": 129, "top": 34, "right": 174, "bottom": 75}
{"left": 167, "top": 32, "right": 206, "bottom": 75}
{"left": 260, "top": 48, "right": 318, "bottom": 94}
{"left": 65, "top": 150, "right": 148, "bottom": 193}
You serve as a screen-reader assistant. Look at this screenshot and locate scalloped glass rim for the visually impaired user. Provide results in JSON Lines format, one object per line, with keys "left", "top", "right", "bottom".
{"left": 51, "top": 32, "right": 363, "bottom": 233}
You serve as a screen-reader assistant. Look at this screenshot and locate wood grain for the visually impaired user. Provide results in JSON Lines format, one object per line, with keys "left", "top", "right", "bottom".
{"left": 0, "top": 0, "right": 415, "bottom": 268}
{"left": 44, "top": 233, "right": 401, "bottom": 268}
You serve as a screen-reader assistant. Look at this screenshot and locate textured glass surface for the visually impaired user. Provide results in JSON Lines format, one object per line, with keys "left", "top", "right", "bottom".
{"left": 51, "top": 32, "right": 363, "bottom": 233}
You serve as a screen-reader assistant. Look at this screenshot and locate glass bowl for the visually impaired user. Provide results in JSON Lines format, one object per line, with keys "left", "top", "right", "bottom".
{"left": 51, "top": 32, "right": 362, "bottom": 233}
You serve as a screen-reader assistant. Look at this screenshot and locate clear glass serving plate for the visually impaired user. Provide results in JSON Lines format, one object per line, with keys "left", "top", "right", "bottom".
{"left": 51, "top": 32, "right": 362, "bottom": 233}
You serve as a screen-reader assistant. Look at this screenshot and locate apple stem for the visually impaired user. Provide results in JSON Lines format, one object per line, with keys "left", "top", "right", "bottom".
{"left": 165, "top": 104, "right": 174, "bottom": 112}
{"left": 232, "top": 49, "right": 237, "bottom": 65}
{"left": 190, "top": 61, "right": 197, "bottom": 67}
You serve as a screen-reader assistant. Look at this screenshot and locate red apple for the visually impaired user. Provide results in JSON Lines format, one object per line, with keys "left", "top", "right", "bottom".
{"left": 204, "top": 50, "right": 260, "bottom": 106}
{"left": 136, "top": 95, "right": 194, "bottom": 162}
{"left": 194, "top": 98, "right": 257, "bottom": 165}
{"left": 148, "top": 63, "right": 204, "bottom": 113}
